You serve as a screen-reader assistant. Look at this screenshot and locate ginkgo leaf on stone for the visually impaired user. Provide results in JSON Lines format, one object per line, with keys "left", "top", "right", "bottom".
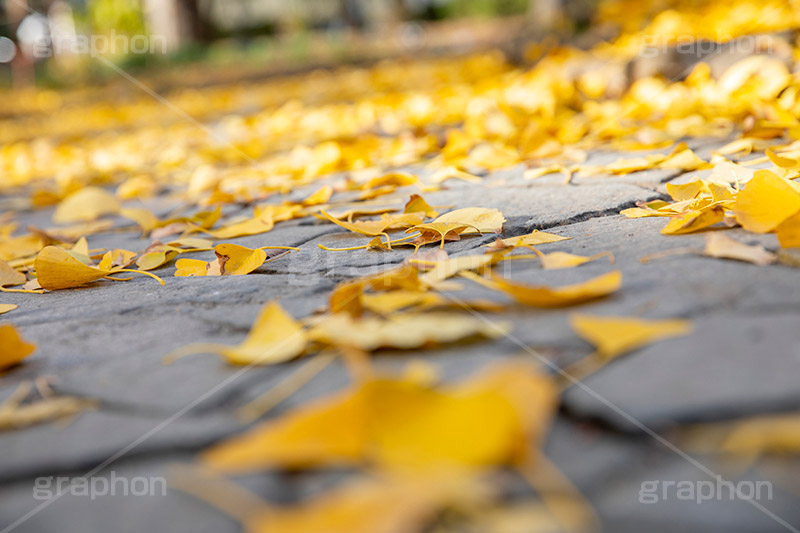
{"left": 52, "top": 187, "right": 120, "bottom": 224}
{"left": 531, "top": 249, "right": 614, "bottom": 270}
{"left": 34, "top": 246, "right": 163, "bottom": 290}
{"left": 164, "top": 301, "right": 307, "bottom": 365}
{"left": 202, "top": 361, "right": 555, "bottom": 472}
{"left": 704, "top": 233, "right": 776, "bottom": 266}
{"left": 406, "top": 222, "right": 475, "bottom": 248}
{"left": 0, "top": 304, "right": 17, "bottom": 315}
{"left": 174, "top": 258, "right": 211, "bottom": 277}
{"left": 419, "top": 253, "right": 498, "bottom": 286}
{"left": 478, "top": 270, "right": 622, "bottom": 308}
{"left": 0, "top": 258, "right": 27, "bottom": 290}
{"left": 485, "top": 230, "right": 570, "bottom": 249}
{"left": 403, "top": 194, "right": 438, "bottom": 218}
{"left": 661, "top": 206, "right": 724, "bottom": 235}
{"left": 776, "top": 212, "right": 800, "bottom": 248}
{"left": 309, "top": 312, "right": 509, "bottom": 351}
{"left": 300, "top": 185, "right": 333, "bottom": 206}
{"left": 733, "top": 170, "right": 800, "bottom": 233}
{"left": 35, "top": 246, "right": 112, "bottom": 289}
{"left": 433, "top": 207, "right": 505, "bottom": 234}
{"left": 569, "top": 314, "right": 692, "bottom": 361}
{"left": 0, "top": 324, "right": 36, "bottom": 370}
{"left": 214, "top": 244, "right": 268, "bottom": 275}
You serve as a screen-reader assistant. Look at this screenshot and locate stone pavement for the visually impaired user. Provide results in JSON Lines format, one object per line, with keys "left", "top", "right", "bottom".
{"left": 1, "top": 140, "right": 800, "bottom": 533}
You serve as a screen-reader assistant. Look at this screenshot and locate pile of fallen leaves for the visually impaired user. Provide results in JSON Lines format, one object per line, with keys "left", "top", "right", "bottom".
{"left": 3, "top": 0, "right": 800, "bottom": 530}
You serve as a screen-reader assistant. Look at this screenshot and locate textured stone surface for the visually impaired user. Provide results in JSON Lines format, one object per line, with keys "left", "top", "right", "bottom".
{"left": 2, "top": 153, "right": 800, "bottom": 533}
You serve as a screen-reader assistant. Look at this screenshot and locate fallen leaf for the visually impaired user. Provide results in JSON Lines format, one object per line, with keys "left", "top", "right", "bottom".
{"left": 52, "top": 187, "right": 120, "bottom": 224}
{"left": 569, "top": 314, "right": 692, "bottom": 361}
{"left": 164, "top": 301, "right": 307, "bottom": 365}
{"left": 0, "top": 304, "right": 17, "bottom": 315}
{"left": 532, "top": 249, "right": 614, "bottom": 270}
{"left": 704, "top": 233, "right": 776, "bottom": 265}
{"left": 480, "top": 270, "right": 622, "bottom": 308}
{"left": 34, "top": 246, "right": 163, "bottom": 290}
{"left": 0, "top": 324, "right": 36, "bottom": 370}
{"left": 202, "top": 361, "right": 555, "bottom": 472}
{"left": 733, "top": 170, "right": 800, "bottom": 233}
{"left": 485, "top": 231, "right": 570, "bottom": 249}
{"left": 309, "top": 311, "right": 509, "bottom": 351}
{"left": 0, "top": 258, "right": 27, "bottom": 290}
{"left": 433, "top": 207, "right": 505, "bottom": 234}
{"left": 776, "top": 212, "right": 800, "bottom": 248}
{"left": 214, "top": 244, "right": 268, "bottom": 275}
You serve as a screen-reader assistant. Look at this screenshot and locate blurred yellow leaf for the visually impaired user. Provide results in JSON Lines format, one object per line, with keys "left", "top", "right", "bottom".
{"left": 483, "top": 271, "right": 622, "bottom": 308}
{"left": 733, "top": 170, "right": 800, "bottom": 233}
{"left": 569, "top": 314, "right": 692, "bottom": 361}
{"left": 52, "top": 187, "right": 120, "bottom": 224}
{"left": 202, "top": 361, "right": 554, "bottom": 472}
{"left": 433, "top": 207, "right": 505, "bottom": 234}
{"left": 704, "top": 233, "right": 776, "bottom": 265}
{"left": 164, "top": 301, "right": 307, "bottom": 365}
{"left": 0, "top": 324, "right": 36, "bottom": 370}
{"left": 309, "top": 311, "right": 508, "bottom": 351}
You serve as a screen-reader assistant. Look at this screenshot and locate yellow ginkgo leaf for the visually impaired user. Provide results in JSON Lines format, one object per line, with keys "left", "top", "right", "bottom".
{"left": 482, "top": 270, "right": 622, "bottom": 308}
{"left": 433, "top": 207, "right": 505, "bottom": 234}
{"left": 666, "top": 178, "right": 705, "bottom": 202}
{"left": 776, "top": 212, "right": 800, "bottom": 248}
{"left": 202, "top": 361, "right": 554, "bottom": 472}
{"left": 320, "top": 211, "right": 423, "bottom": 238}
{"left": 403, "top": 194, "right": 438, "bottom": 218}
{"left": 532, "top": 249, "right": 614, "bottom": 270}
{"left": 0, "top": 258, "right": 27, "bottom": 290}
{"left": 766, "top": 148, "right": 800, "bottom": 170}
{"left": 174, "top": 258, "right": 211, "bottom": 277}
{"left": 361, "top": 291, "right": 444, "bottom": 314}
{"left": 300, "top": 185, "right": 333, "bottom": 206}
{"left": 569, "top": 314, "right": 692, "bottom": 361}
{"left": 733, "top": 170, "right": 800, "bottom": 233}
{"left": 34, "top": 246, "right": 112, "bottom": 289}
{"left": 363, "top": 171, "right": 417, "bottom": 190}
{"left": 0, "top": 324, "right": 36, "bottom": 370}
{"left": 419, "top": 253, "right": 498, "bottom": 286}
{"left": 485, "top": 230, "right": 570, "bottom": 249}
{"left": 406, "top": 222, "right": 475, "bottom": 248}
{"left": 309, "top": 311, "right": 508, "bottom": 351}
{"left": 661, "top": 207, "right": 724, "bottom": 235}
{"left": 34, "top": 246, "right": 163, "bottom": 290}
{"left": 214, "top": 244, "right": 268, "bottom": 276}
{"left": 98, "top": 249, "right": 137, "bottom": 271}
{"left": 136, "top": 246, "right": 180, "bottom": 271}
{"left": 120, "top": 207, "right": 159, "bottom": 234}
{"left": 0, "top": 304, "right": 17, "bottom": 315}
{"left": 704, "top": 233, "right": 776, "bottom": 266}
{"left": 164, "top": 301, "right": 307, "bottom": 365}
{"left": 52, "top": 187, "right": 120, "bottom": 224}
{"left": 207, "top": 217, "right": 275, "bottom": 240}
